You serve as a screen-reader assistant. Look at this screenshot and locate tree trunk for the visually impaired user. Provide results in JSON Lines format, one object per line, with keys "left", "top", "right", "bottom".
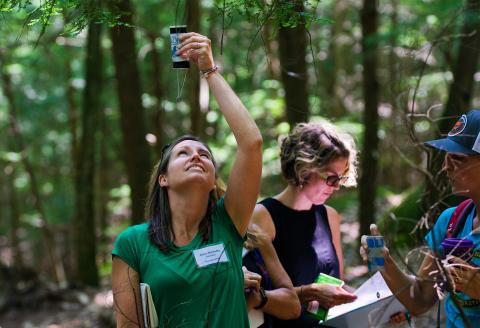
{"left": 0, "top": 53, "right": 66, "bottom": 285}
{"left": 64, "top": 33, "right": 79, "bottom": 284}
{"left": 186, "top": 0, "right": 206, "bottom": 137}
{"left": 423, "top": 0, "right": 480, "bottom": 223}
{"left": 6, "top": 165, "right": 24, "bottom": 268}
{"left": 262, "top": 20, "right": 280, "bottom": 81}
{"left": 73, "top": 21, "right": 102, "bottom": 286}
{"left": 97, "top": 107, "right": 110, "bottom": 266}
{"left": 385, "top": 0, "right": 406, "bottom": 190}
{"left": 277, "top": 0, "right": 309, "bottom": 126}
{"left": 441, "top": 0, "right": 480, "bottom": 132}
{"left": 110, "top": 0, "right": 152, "bottom": 224}
{"left": 325, "top": 0, "right": 348, "bottom": 117}
{"left": 358, "top": 0, "right": 380, "bottom": 238}
{"left": 146, "top": 31, "right": 165, "bottom": 156}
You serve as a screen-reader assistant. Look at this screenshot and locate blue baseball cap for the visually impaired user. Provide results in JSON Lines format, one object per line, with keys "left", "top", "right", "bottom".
{"left": 424, "top": 109, "right": 480, "bottom": 155}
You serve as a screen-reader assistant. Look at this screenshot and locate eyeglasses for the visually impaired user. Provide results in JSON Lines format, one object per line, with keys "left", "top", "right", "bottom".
{"left": 316, "top": 172, "right": 349, "bottom": 187}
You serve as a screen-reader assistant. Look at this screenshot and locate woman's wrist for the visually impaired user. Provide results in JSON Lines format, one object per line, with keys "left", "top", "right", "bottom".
{"left": 254, "top": 287, "right": 268, "bottom": 309}
{"left": 199, "top": 64, "right": 215, "bottom": 71}
{"left": 200, "top": 65, "right": 218, "bottom": 79}
{"left": 297, "top": 284, "right": 308, "bottom": 304}
{"left": 382, "top": 253, "right": 397, "bottom": 278}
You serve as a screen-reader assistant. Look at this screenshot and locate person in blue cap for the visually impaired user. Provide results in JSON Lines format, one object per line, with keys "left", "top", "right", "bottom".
{"left": 361, "top": 109, "right": 480, "bottom": 327}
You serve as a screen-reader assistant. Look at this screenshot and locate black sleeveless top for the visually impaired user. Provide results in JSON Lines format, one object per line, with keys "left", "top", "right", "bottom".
{"left": 260, "top": 197, "right": 340, "bottom": 328}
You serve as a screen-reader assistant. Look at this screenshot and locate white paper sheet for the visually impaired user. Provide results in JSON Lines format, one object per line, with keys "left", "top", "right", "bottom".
{"left": 323, "top": 272, "right": 406, "bottom": 328}
{"left": 248, "top": 308, "right": 265, "bottom": 328}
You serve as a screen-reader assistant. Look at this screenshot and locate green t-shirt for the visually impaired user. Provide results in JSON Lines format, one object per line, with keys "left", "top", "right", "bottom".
{"left": 112, "top": 198, "right": 248, "bottom": 328}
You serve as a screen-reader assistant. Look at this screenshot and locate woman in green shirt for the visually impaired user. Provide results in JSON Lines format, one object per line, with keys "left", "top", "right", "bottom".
{"left": 112, "top": 32, "right": 263, "bottom": 327}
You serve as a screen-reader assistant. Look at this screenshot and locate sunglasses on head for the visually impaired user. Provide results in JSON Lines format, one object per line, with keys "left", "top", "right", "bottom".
{"left": 316, "top": 172, "right": 349, "bottom": 187}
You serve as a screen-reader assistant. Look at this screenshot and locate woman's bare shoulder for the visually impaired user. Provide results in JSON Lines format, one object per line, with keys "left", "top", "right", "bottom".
{"left": 251, "top": 203, "right": 276, "bottom": 239}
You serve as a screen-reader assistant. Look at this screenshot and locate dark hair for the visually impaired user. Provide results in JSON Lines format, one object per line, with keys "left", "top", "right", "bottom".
{"left": 145, "top": 135, "right": 220, "bottom": 252}
{"left": 280, "top": 122, "right": 358, "bottom": 187}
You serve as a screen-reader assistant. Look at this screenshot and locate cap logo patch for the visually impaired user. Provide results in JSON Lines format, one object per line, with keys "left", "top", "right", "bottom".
{"left": 473, "top": 131, "right": 480, "bottom": 153}
{"left": 448, "top": 114, "right": 467, "bottom": 136}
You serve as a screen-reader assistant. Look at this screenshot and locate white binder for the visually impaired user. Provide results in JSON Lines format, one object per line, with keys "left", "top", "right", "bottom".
{"left": 140, "top": 283, "right": 159, "bottom": 328}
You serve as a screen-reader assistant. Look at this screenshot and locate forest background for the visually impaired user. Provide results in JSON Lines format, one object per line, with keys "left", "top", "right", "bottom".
{"left": 0, "top": 0, "right": 479, "bottom": 326}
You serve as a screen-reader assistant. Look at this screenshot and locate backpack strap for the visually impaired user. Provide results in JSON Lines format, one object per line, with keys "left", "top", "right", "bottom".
{"left": 446, "top": 199, "right": 475, "bottom": 238}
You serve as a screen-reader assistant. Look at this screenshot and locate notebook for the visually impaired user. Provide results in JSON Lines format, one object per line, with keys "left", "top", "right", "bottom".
{"left": 140, "top": 283, "right": 159, "bottom": 328}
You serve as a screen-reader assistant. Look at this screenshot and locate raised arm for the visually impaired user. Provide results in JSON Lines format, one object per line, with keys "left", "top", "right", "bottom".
{"left": 177, "top": 32, "right": 263, "bottom": 236}
{"left": 112, "top": 256, "right": 144, "bottom": 328}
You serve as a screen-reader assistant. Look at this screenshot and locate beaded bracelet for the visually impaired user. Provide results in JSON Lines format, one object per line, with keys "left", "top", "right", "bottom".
{"left": 200, "top": 65, "right": 219, "bottom": 79}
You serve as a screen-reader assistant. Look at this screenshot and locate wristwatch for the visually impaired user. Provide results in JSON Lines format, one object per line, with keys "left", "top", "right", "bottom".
{"left": 254, "top": 287, "right": 268, "bottom": 309}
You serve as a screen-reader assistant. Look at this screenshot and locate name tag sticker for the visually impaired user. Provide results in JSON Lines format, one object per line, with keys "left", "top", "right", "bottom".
{"left": 193, "top": 243, "right": 229, "bottom": 268}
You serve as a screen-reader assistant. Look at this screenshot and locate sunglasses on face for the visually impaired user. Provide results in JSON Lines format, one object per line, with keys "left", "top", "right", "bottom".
{"left": 316, "top": 172, "right": 349, "bottom": 187}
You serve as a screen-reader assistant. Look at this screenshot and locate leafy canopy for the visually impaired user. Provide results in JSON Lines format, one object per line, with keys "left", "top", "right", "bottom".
{"left": 0, "top": 0, "right": 324, "bottom": 35}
